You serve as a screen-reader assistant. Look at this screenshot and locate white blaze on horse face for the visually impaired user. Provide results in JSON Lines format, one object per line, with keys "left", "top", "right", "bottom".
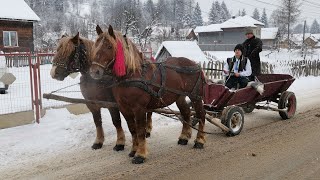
{"left": 50, "top": 66, "right": 57, "bottom": 78}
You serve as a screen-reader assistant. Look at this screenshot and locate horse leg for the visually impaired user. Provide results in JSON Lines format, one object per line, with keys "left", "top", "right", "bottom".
{"left": 191, "top": 99, "right": 206, "bottom": 149}
{"left": 132, "top": 109, "right": 148, "bottom": 164}
{"left": 108, "top": 107, "right": 125, "bottom": 151}
{"left": 176, "top": 96, "right": 192, "bottom": 145}
{"left": 87, "top": 105, "right": 104, "bottom": 149}
{"left": 146, "top": 112, "right": 153, "bottom": 138}
{"left": 121, "top": 112, "right": 138, "bottom": 158}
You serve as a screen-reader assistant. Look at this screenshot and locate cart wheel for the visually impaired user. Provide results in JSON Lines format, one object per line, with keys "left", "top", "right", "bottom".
{"left": 242, "top": 103, "right": 255, "bottom": 113}
{"left": 278, "top": 91, "right": 296, "bottom": 119}
{"left": 221, "top": 106, "right": 244, "bottom": 136}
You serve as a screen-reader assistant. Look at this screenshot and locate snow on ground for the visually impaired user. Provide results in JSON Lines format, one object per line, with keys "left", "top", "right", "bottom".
{"left": 1, "top": 48, "right": 320, "bottom": 173}
{"left": 1, "top": 75, "right": 320, "bottom": 172}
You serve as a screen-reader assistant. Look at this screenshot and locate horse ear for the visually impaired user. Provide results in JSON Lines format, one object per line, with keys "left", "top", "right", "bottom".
{"left": 71, "top": 32, "right": 79, "bottom": 44}
{"left": 108, "top": 25, "right": 116, "bottom": 39}
{"left": 96, "top": 25, "right": 103, "bottom": 35}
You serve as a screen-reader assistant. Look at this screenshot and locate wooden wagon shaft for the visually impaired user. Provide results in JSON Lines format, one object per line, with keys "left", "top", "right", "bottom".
{"left": 43, "top": 93, "right": 118, "bottom": 108}
{"left": 255, "top": 105, "right": 288, "bottom": 113}
{"left": 153, "top": 108, "right": 230, "bottom": 132}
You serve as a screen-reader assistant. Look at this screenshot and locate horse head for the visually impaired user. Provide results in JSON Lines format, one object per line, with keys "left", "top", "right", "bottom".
{"left": 50, "top": 33, "right": 92, "bottom": 81}
{"left": 90, "top": 25, "right": 143, "bottom": 80}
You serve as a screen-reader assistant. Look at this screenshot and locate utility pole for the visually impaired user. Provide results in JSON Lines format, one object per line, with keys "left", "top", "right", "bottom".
{"left": 302, "top": 20, "right": 306, "bottom": 59}
{"left": 287, "top": 0, "right": 291, "bottom": 49}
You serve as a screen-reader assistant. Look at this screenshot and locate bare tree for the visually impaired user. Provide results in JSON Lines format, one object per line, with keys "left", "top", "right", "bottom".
{"left": 276, "top": 0, "right": 301, "bottom": 48}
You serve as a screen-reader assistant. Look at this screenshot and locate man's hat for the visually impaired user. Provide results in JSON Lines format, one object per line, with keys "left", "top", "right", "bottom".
{"left": 245, "top": 28, "right": 254, "bottom": 35}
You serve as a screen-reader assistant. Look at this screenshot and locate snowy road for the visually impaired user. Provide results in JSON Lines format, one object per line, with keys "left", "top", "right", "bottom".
{"left": 0, "top": 77, "right": 320, "bottom": 179}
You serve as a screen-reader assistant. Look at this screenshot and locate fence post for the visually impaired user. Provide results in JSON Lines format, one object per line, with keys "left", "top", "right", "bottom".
{"left": 32, "top": 63, "right": 40, "bottom": 123}
{"left": 28, "top": 53, "right": 34, "bottom": 110}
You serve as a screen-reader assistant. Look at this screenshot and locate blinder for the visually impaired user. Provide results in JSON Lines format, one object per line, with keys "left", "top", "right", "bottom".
{"left": 53, "top": 43, "right": 87, "bottom": 73}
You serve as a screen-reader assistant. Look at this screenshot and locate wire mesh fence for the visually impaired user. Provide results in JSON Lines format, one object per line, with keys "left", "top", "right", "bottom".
{"left": 0, "top": 53, "right": 33, "bottom": 115}
{"left": 0, "top": 52, "right": 84, "bottom": 116}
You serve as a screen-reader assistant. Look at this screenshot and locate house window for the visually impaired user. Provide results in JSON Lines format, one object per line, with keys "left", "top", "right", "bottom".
{"left": 3, "top": 31, "right": 18, "bottom": 47}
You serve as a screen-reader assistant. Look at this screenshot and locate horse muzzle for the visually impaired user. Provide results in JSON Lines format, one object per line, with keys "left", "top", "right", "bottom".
{"left": 89, "top": 65, "right": 104, "bottom": 80}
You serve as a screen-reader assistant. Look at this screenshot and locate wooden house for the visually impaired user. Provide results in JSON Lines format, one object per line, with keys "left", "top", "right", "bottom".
{"left": 0, "top": 0, "right": 40, "bottom": 52}
{"left": 195, "top": 15, "right": 264, "bottom": 51}
{"left": 154, "top": 41, "right": 207, "bottom": 63}
{"left": 261, "top": 27, "right": 279, "bottom": 49}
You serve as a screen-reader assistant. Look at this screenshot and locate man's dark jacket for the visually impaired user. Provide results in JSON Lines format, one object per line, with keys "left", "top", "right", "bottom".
{"left": 243, "top": 36, "right": 262, "bottom": 76}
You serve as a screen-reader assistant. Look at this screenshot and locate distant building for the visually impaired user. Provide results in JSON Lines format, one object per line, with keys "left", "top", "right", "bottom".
{"left": 280, "top": 33, "right": 320, "bottom": 49}
{"left": 154, "top": 41, "right": 208, "bottom": 63}
{"left": 261, "top": 28, "right": 279, "bottom": 49}
{"left": 195, "top": 15, "right": 264, "bottom": 51}
{"left": 0, "top": 0, "right": 40, "bottom": 52}
{"left": 178, "top": 28, "right": 197, "bottom": 41}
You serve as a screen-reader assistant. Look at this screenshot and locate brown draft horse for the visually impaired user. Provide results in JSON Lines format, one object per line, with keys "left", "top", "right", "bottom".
{"left": 50, "top": 33, "right": 153, "bottom": 151}
{"left": 89, "top": 25, "right": 206, "bottom": 164}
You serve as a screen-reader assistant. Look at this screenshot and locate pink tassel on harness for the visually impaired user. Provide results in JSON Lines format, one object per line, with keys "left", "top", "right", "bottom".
{"left": 113, "top": 39, "right": 126, "bottom": 77}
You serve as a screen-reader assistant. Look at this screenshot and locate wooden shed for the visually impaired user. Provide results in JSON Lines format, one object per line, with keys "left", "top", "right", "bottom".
{"left": 0, "top": 0, "right": 40, "bottom": 52}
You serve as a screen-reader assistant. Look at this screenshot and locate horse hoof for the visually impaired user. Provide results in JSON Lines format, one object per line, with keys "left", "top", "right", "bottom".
{"left": 193, "top": 142, "right": 204, "bottom": 149}
{"left": 178, "top": 139, "right": 188, "bottom": 145}
{"left": 146, "top": 132, "right": 151, "bottom": 138}
{"left": 113, "top": 144, "right": 125, "bottom": 151}
{"left": 91, "top": 143, "right": 103, "bottom": 150}
{"left": 128, "top": 151, "right": 136, "bottom": 157}
{"left": 132, "top": 156, "right": 145, "bottom": 164}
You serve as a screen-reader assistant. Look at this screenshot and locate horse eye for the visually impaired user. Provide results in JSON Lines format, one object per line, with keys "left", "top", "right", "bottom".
{"left": 107, "top": 45, "right": 112, "bottom": 49}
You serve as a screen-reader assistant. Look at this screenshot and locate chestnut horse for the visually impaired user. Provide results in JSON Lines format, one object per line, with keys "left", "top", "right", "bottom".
{"left": 89, "top": 25, "right": 206, "bottom": 164}
{"left": 50, "top": 33, "right": 153, "bottom": 151}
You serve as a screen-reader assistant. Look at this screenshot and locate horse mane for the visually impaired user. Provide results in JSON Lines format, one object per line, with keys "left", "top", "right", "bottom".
{"left": 54, "top": 36, "right": 94, "bottom": 64}
{"left": 99, "top": 30, "right": 144, "bottom": 73}
{"left": 79, "top": 37, "right": 94, "bottom": 62}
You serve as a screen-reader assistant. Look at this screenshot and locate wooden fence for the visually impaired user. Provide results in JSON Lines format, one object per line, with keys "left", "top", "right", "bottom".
{"left": 201, "top": 61, "right": 274, "bottom": 79}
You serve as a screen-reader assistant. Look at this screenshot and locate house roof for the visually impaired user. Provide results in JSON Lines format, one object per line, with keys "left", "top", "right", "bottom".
{"left": 195, "top": 24, "right": 222, "bottom": 33}
{"left": 154, "top": 41, "right": 208, "bottom": 63}
{"left": 195, "top": 15, "right": 264, "bottom": 33}
{"left": 221, "top": 15, "right": 264, "bottom": 28}
{"left": 0, "top": 0, "right": 40, "bottom": 22}
{"left": 261, "top": 28, "right": 279, "bottom": 40}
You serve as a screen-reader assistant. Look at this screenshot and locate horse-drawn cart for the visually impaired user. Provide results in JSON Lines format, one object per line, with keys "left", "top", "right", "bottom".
{"left": 199, "top": 73, "right": 296, "bottom": 136}
{"left": 43, "top": 74, "right": 296, "bottom": 137}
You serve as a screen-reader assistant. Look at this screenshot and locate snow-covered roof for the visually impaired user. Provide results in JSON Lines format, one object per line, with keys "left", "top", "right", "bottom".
{"left": 154, "top": 41, "right": 208, "bottom": 63}
{"left": 0, "top": 0, "right": 40, "bottom": 22}
{"left": 195, "top": 24, "right": 223, "bottom": 33}
{"left": 221, "top": 15, "right": 264, "bottom": 29}
{"left": 261, "top": 28, "right": 279, "bottom": 40}
{"left": 195, "top": 15, "right": 264, "bottom": 33}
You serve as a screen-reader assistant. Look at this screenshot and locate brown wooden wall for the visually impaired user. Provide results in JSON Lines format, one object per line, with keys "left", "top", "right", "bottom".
{"left": 0, "top": 20, "right": 34, "bottom": 52}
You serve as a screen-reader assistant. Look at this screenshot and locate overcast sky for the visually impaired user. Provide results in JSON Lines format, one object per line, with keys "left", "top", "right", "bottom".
{"left": 199, "top": 0, "right": 320, "bottom": 25}
{"left": 147, "top": 0, "right": 320, "bottom": 25}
